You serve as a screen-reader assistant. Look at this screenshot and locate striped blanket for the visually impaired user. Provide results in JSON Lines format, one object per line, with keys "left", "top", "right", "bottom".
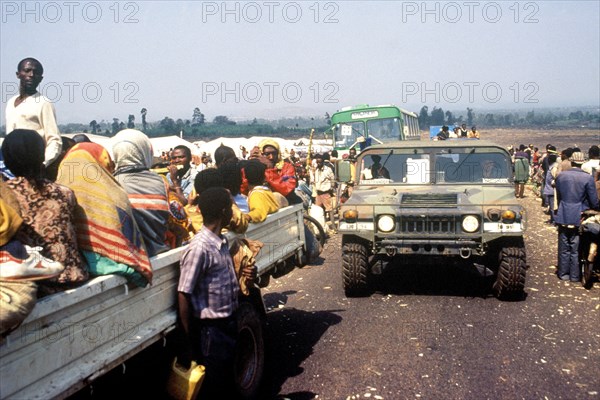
{"left": 56, "top": 143, "right": 152, "bottom": 284}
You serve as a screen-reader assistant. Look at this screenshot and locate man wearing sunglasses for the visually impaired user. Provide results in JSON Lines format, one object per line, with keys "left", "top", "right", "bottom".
{"left": 251, "top": 139, "right": 303, "bottom": 205}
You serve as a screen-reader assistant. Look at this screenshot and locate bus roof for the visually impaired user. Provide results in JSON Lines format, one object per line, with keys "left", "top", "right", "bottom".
{"left": 331, "top": 104, "right": 417, "bottom": 124}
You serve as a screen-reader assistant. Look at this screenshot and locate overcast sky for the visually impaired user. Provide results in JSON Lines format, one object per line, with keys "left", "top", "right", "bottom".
{"left": 1, "top": 1, "right": 599, "bottom": 124}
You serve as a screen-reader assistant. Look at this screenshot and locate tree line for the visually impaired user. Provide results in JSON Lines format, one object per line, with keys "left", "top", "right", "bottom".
{"left": 418, "top": 106, "right": 600, "bottom": 130}
{"left": 1, "top": 106, "right": 597, "bottom": 138}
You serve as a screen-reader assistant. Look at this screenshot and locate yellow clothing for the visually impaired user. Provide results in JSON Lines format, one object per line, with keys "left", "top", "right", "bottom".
{"left": 468, "top": 130, "right": 480, "bottom": 139}
{"left": 0, "top": 198, "right": 22, "bottom": 247}
{"left": 187, "top": 196, "right": 248, "bottom": 234}
{"left": 247, "top": 186, "right": 280, "bottom": 223}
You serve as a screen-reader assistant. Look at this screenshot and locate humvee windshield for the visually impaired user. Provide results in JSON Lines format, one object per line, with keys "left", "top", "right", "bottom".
{"left": 359, "top": 150, "right": 511, "bottom": 184}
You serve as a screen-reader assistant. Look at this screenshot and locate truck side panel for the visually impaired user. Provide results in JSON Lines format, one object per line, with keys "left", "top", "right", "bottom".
{"left": 0, "top": 204, "right": 305, "bottom": 399}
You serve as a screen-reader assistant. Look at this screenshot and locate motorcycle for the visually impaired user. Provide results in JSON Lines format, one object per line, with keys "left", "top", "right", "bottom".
{"left": 580, "top": 210, "right": 600, "bottom": 289}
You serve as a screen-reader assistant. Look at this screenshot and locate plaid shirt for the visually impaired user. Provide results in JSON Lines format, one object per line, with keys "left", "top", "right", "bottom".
{"left": 178, "top": 227, "right": 239, "bottom": 319}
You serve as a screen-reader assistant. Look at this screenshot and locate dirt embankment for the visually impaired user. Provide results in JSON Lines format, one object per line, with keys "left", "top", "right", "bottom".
{"left": 423, "top": 128, "right": 600, "bottom": 152}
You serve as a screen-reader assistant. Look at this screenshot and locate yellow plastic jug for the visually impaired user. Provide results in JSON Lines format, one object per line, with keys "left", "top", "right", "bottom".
{"left": 166, "top": 357, "right": 205, "bottom": 400}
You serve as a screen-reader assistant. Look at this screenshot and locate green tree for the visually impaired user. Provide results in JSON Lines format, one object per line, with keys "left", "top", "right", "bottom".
{"left": 89, "top": 120, "right": 98, "bottom": 134}
{"left": 430, "top": 107, "right": 445, "bottom": 125}
{"left": 127, "top": 114, "right": 135, "bottom": 129}
{"left": 192, "top": 107, "right": 205, "bottom": 126}
{"left": 467, "top": 108, "right": 474, "bottom": 126}
{"left": 141, "top": 108, "right": 148, "bottom": 131}
{"left": 418, "top": 106, "right": 429, "bottom": 129}
{"left": 213, "top": 115, "right": 236, "bottom": 125}
{"left": 111, "top": 118, "right": 120, "bottom": 135}
{"left": 445, "top": 110, "right": 455, "bottom": 125}
{"left": 159, "top": 117, "right": 176, "bottom": 133}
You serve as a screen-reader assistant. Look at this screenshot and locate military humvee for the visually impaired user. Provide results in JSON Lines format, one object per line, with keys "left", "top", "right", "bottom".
{"left": 337, "top": 140, "right": 527, "bottom": 300}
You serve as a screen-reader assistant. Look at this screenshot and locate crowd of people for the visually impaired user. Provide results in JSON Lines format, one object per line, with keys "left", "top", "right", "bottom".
{"left": 2, "top": 57, "right": 599, "bottom": 397}
{"left": 510, "top": 142, "right": 600, "bottom": 282}
{"left": 435, "top": 123, "right": 480, "bottom": 140}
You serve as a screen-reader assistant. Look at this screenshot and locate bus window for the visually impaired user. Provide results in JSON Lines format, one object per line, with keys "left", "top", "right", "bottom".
{"left": 367, "top": 118, "right": 400, "bottom": 142}
{"left": 334, "top": 122, "right": 364, "bottom": 149}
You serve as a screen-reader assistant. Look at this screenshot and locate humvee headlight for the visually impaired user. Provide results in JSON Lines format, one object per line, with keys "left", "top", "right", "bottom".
{"left": 501, "top": 210, "right": 516, "bottom": 223}
{"left": 343, "top": 209, "right": 359, "bottom": 223}
{"left": 377, "top": 215, "right": 395, "bottom": 233}
{"left": 462, "top": 215, "right": 480, "bottom": 233}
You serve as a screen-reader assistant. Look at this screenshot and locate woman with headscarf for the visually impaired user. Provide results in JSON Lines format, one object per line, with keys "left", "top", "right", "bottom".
{"left": 56, "top": 142, "right": 152, "bottom": 287}
{"left": 112, "top": 129, "right": 170, "bottom": 257}
{"left": 1, "top": 129, "right": 87, "bottom": 292}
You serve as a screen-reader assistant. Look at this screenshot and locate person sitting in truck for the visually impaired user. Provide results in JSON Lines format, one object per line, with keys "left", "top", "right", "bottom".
{"left": 112, "top": 129, "right": 171, "bottom": 257}
{"left": 0, "top": 192, "right": 47, "bottom": 337}
{"left": 188, "top": 168, "right": 249, "bottom": 234}
{"left": 370, "top": 155, "right": 391, "bottom": 179}
{"left": 218, "top": 158, "right": 249, "bottom": 213}
{"left": 468, "top": 126, "right": 480, "bottom": 139}
{"left": 1, "top": 129, "right": 87, "bottom": 296}
{"left": 244, "top": 159, "right": 287, "bottom": 223}
{"left": 251, "top": 138, "right": 303, "bottom": 205}
{"left": 177, "top": 187, "right": 257, "bottom": 399}
{"left": 56, "top": 142, "right": 153, "bottom": 288}
{"left": 436, "top": 125, "right": 450, "bottom": 141}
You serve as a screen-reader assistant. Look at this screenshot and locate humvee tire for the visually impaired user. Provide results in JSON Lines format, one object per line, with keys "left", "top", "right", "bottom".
{"left": 342, "top": 241, "right": 370, "bottom": 297}
{"left": 492, "top": 239, "right": 527, "bottom": 300}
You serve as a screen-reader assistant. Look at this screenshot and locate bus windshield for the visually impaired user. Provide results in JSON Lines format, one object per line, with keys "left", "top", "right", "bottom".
{"left": 333, "top": 121, "right": 364, "bottom": 149}
{"left": 367, "top": 118, "right": 400, "bottom": 142}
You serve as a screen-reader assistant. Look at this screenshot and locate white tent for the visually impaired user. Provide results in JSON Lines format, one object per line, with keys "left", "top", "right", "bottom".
{"left": 61, "top": 133, "right": 332, "bottom": 160}
{"left": 193, "top": 136, "right": 332, "bottom": 160}
{"left": 148, "top": 136, "right": 199, "bottom": 157}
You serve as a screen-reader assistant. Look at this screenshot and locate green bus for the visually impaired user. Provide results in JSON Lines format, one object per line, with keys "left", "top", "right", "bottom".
{"left": 328, "top": 104, "right": 420, "bottom": 152}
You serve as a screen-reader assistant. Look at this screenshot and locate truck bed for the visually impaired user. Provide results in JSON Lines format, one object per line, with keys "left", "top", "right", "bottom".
{"left": 0, "top": 204, "right": 305, "bottom": 399}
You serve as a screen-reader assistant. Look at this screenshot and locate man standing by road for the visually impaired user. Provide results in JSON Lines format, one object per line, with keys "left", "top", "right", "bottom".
{"left": 554, "top": 152, "right": 599, "bottom": 282}
{"left": 177, "top": 187, "right": 256, "bottom": 399}
{"left": 5, "top": 58, "right": 61, "bottom": 168}
{"left": 311, "top": 153, "right": 337, "bottom": 234}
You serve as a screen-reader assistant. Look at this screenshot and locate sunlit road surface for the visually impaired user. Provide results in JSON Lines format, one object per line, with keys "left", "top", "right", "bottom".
{"left": 261, "top": 192, "right": 600, "bottom": 400}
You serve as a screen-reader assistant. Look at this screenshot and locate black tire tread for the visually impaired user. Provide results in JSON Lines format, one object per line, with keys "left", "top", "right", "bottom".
{"left": 493, "top": 242, "right": 527, "bottom": 299}
{"left": 342, "top": 241, "right": 370, "bottom": 297}
{"left": 235, "top": 302, "right": 265, "bottom": 399}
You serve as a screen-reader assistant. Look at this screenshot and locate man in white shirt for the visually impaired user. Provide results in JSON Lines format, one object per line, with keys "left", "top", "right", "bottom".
{"left": 582, "top": 145, "right": 599, "bottom": 176}
{"left": 5, "top": 58, "right": 61, "bottom": 167}
{"left": 311, "top": 153, "right": 337, "bottom": 233}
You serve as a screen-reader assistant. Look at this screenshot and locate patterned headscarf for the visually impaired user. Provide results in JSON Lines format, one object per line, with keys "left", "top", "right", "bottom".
{"left": 57, "top": 143, "right": 152, "bottom": 284}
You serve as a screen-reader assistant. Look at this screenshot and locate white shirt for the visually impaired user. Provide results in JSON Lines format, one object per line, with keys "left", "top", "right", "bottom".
{"left": 5, "top": 92, "right": 62, "bottom": 166}
{"left": 581, "top": 159, "right": 599, "bottom": 175}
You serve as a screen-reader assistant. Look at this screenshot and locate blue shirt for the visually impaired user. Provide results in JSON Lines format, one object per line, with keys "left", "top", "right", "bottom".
{"left": 178, "top": 227, "right": 239, "bottom": 319}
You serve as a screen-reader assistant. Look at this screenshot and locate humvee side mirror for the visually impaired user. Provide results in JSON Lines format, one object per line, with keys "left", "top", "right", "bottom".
{"left": 336, "top": 160, "right": 352, "bottom": 182}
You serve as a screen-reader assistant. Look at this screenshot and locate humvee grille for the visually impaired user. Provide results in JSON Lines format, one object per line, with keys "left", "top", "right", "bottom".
{"left": 400, "top": 216, "right": 456, "bottom": 234}
{"left": 400, "top": 194, "right": 458, "bottom": 207}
